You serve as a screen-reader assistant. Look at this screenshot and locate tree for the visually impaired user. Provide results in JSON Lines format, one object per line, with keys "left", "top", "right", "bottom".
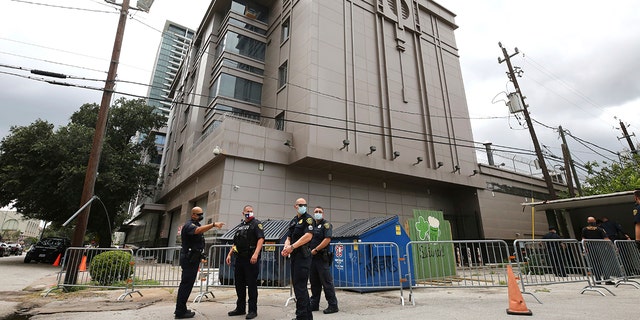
{"left": 582, "top": 153, "right": 640, "bottom": 195}
{"left": 0, "top": 98, "right": 166, "bottom": 247}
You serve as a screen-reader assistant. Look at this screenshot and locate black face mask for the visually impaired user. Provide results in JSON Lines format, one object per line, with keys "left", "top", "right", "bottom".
{"left": 196, "top": 215, "right": 204, "bottom": 222}
{"left": 588, "top": 222, "right": 596, "bottom": 226}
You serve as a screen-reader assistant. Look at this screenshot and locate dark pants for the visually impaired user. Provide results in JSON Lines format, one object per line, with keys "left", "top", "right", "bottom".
{"left": 175, "top": 255, "right": 199, "bottom": 314}
{"left": 291, "top": 248, "right": 313, "bottom": 320}
{"left": 309, "top": 255, "right": 337, "bottom": 309}
{"left": 234, "top": 255, "right": 260, "bottom": 313}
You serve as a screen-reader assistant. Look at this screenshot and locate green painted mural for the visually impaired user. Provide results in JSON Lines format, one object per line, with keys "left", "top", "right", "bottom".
{"left": 407, "top": 210, "right": 457, "bottom": 279}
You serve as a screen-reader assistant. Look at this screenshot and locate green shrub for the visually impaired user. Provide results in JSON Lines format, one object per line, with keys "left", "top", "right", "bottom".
{"left": 89, "top": 250, "right": 134, "bottom": 286}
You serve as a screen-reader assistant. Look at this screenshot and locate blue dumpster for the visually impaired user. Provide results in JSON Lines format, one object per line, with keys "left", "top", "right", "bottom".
{"left": 330, "top": 215, "right": 414, "bottom": 292}
{"left": 218, "top": 219, "right": 291, "bottom": 287}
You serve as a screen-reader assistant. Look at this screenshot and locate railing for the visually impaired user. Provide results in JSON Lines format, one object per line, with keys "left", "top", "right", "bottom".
{"left": 406, "top": 240, "right": 511, "bottom": 305}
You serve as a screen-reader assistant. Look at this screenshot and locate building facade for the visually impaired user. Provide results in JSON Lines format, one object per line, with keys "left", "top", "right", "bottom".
{"left": 126, "top": 0, "right": 556, "bottom": 247}
{"left": 1, "top": 209, "right": 41, "bottom": 243}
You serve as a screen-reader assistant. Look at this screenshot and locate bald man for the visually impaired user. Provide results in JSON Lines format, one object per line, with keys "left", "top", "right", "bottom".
{"left": 175, "top": 207, "right": 224, "bottom": 319}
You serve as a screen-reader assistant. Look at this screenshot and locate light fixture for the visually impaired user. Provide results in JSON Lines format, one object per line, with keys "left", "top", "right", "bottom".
{"left": 213, "top": 145, "right": 222, "bottom": 156}
{"left": 366, "top": 146, "right": 376, "bottom": 156}
{"left": 284, "top": 140, "right": 295, "bottom": 149}
{"left": 392, "top": 151, "right": 400, "bottom": 160}
{"left": 413, "top": 157, "right": 423, "bottom": 165}
{"left": 258, "top": 162, "right": 264, "bottom": 171}
{"left": 233, "top": 185, "right": 240, "bottom": 191}
{"left": 469, "top": 169, "right": 478, "bottom": 177}
{"left": 328, "top": 173, "right": 332, "bottom": 181}
{"left": 436, "top": 161, "right": 444, "bottom": 169}
{"left": 339, "top": 139, "right": 350, "bottom": 150}
{"left": 451, "top": 165, "right": 460, "bottom": 173}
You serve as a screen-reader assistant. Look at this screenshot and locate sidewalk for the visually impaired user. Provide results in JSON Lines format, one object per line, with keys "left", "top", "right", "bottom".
{"left": 3, "top": 275, "right": 639, "bottom": 320}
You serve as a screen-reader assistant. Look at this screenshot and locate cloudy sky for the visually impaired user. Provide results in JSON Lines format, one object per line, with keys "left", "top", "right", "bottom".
{"left": 1, "top": 0, "right": 639, "bottom": 180}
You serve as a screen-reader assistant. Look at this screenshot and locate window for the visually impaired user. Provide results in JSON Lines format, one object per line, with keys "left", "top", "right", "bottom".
{"left": 216, "top": 31, "right": 266, "bottom": 61}
{"left": 278, "top": 61, "right": 288, "bottom": 88}
{"left": 176, "top": 146, "right": 183, "bottom": 168}
{"left": 275, "top": 111, "right": 285, "bottom": 131}
{"left": 230, "top": 0, "right": 269, "bottom": 23}
{"left": 210, "top": 73, "right": 262, "bottom": 104}
{"left": 281, "top": 17, "right": 290, "bottom": 43}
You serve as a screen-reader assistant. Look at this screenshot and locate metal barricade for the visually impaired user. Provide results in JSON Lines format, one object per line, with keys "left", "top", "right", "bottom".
{"left": 198, "top": 243, "right": 292, "bottom": 302}
{"left": 45, "top": 247, "right": 141, "bottom": 300}
{"left": 330, "top": 241, "right": 407, "bottom": 305}
{"left": 615, "top": 240, "right": 640, "bottom": 282}
{"left": 514, "top": 239, "right": 604, "bottom": 298}
{"left": 133, "top": 247, "right": 182, "bottom": 288}
{"left": 407, "top": 240, "right": 511, "bottom": 305}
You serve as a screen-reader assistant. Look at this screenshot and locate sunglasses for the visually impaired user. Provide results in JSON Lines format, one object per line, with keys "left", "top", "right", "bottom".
{"left": 296, "top": 204, "right": 307, "bottom": 207}
{"left": 196, "top": 213, "right": 204, "bottom": 216}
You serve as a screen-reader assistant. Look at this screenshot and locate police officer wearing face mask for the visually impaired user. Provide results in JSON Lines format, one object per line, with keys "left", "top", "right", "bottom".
{"left": 281, "top": 198, "right": 316, "bottom": 320}
{"left": 226, "top": 205, "right": 265, "bottom": 319}
{"left": 309, "top": 206, "right": 338, "bottom": 314}
{"left": 175, "top": 207, "right": 224, "bottom": 319}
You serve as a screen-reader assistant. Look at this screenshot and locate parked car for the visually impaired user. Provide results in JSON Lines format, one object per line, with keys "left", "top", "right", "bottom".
{"left": 0, "top": 243, "right": 9, "bottom": 257}
{"left": 7, "top": 243, "right": 23, "bottom": 255}
{"left": 24, "top": 237, "right": 71, "bottom": 264}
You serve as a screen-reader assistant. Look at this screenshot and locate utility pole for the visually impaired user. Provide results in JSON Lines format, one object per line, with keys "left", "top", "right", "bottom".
{"left": 65, "top": 0, "right": 131, "bottom": 285}
{"left": 558, "top": 126, "right": 581, "bottom": 196}
{"left": 498, "top": 43, "right": 556, "bottom": 199}
{"left": 618, "top": 120, "right": 637, "bottom": 155}
{"left": 498, "top": 43, "right": 562, "bottom": 235}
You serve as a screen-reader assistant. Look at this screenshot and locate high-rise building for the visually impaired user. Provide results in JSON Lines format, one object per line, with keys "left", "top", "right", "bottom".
{"left": 126, "top": 0, "right": 555, "bottom": 247}
{"left": 147, "top": 21, "right": 195, "bottom": 117}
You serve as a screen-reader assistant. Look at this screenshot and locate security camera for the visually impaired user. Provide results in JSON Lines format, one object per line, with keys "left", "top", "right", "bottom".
{"left": 213, "top": 146, "right": 221, "bottom": 156}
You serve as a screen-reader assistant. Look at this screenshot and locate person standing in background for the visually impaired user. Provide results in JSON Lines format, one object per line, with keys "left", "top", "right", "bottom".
{"left": 281, "top": 198, "right": 315, "bottom": 320}
{"left": 175, "top": 207, "right": 224, "bottom": 319}
{"left": 309, "top": 206, "right": 338, "bottom": 314}
{"left": 226, "top": 205, "right": 264, "bottom": 319}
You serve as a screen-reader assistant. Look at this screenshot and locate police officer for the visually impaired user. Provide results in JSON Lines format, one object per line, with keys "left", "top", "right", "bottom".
{"left": 226, "top": 205, "right": 265, "bottom": 319}
{"left": 281, "top": 198, "right": 315, "bottom": 320}
{"left": 309, "top": 206, "right": 338, "bottom": 314}
{"left": 542, "top": 226, "right": 566, "bottom": 277}
{"left": 581, "top": 216, "right": 612, "bottom": 285}
{"left": 175, "top": 207, "right": 224, "bottom": 319}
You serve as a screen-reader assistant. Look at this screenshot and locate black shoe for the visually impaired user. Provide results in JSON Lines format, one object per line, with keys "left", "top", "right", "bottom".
{"left": 175, "top": 311, "right": 196, "bottom": 319}
{"left": 605, "top": 281, "right": 615, "bottom": 285}
{"left": 245, "top": 312, "right": 257, "bottom": 319}
{"left": 228, "top": 309, "right": 246, "bottom": 316}
{"left": 323, "top": 306, "right": 339, "bottom": 314}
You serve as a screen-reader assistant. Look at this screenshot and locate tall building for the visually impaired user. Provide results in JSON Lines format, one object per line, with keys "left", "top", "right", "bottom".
{"left": 147, "top": 21, "right": 196, "bottom": 118}
{"left": 122, "top": 21, "right": 195, "bottom": 246}
{"left": 126, "top": 0, "right": 555, "bottom": 247}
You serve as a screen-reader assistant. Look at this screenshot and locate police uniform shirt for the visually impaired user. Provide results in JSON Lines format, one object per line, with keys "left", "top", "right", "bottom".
{"left": 542, "top": 231, "right": 561, "bottom": 240}
{"left": 232, "top": 218, "right": 265, "bottom": 255}
{"left": 181, "top": 219, "right": 204, "bottom": 252}
{"left": 309, "top": 219, "right": 332, "bottom": 249}
{"left": 634, "top": 203, "right": 640, "bottom": 225}
{"left": 581, "top": 225, "right": 607, "bottom": 239}
{"left": 288, "top": 212, "right": 315, "bottom": 244}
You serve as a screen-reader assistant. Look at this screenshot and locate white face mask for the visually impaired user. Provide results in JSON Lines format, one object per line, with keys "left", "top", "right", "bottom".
{"left": 297, "top": 206, "right": 307, "bottom": 214}
{"left": 314, "top": 213, "right": 323, "bottom": 220}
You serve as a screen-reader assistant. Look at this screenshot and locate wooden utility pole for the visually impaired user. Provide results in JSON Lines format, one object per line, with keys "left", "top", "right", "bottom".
{"left": 618, "top": 120, "right": 637, "bottom": 154}
{"left": 498, "top": 43, "right": 557, "bottom": 199}
{"left": 558, "top": 125, "right": 581, "bottom": 196}
{"left": 65, "top": 0, "right": 131, "bottom": 285}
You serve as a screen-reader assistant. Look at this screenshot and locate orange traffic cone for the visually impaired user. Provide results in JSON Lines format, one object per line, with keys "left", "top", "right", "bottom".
{"left": 506, "top": 264, "right": 532, "bottom": 316}
{"left": 52, "top": 253, "right": 62, "bottom": 267}
{"left": 79, "top": 255, "right": 87, "bottom": 271}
